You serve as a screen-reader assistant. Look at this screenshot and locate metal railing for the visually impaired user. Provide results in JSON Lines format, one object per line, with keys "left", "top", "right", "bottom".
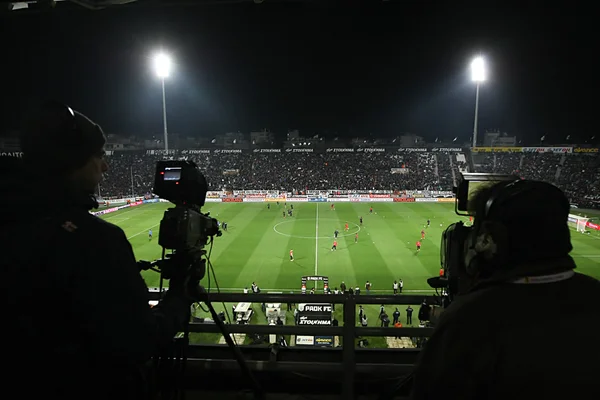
{"left": 151, "top": 291, "right": 437, "bottom": 398}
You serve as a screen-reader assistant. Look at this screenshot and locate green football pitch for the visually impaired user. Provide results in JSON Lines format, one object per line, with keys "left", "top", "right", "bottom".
{"left": 102, "top": 202, "right": 600, "bottom": 292}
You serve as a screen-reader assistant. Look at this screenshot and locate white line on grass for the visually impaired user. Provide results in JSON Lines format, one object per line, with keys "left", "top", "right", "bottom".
{"left": 127, "top": 223, "right": 161, "bottom": 240}
{"left": 314, "top": 203, "right": 319, "bottom": 287}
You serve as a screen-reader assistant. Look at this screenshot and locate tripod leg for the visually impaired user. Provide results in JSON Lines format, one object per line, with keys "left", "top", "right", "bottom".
{"left": 204, "top": 300, "right": 264, "bottom": 400}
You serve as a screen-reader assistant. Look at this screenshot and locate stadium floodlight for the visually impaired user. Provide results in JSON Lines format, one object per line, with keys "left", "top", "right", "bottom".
{"left": 471, "top": 56, "right": 486, "bottom": 83}
{"left": 470, "top": 56, "right": 486, "bottom": 148}
{"left": 153, "top": 52, "right": 172, "bottom": 151}
{"left": 154, "top": 53, "right": 171, "bottom": 78}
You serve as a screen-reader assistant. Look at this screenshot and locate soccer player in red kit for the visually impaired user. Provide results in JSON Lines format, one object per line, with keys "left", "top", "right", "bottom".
{"left": 369, "top": 206, "right": 373, "bottom": 214}
{"left": 290, "top": 249, "right": 294, "bottom": 261}
{"left": 416, "top": 241, "right": 421, "bottom": 252}
{"left": 331, "top": 240, "right": 337, "bottom": 251}
{"left": 355, "top": 233, "right": 358, "bottom": 243}
{"left": 421, "top": 230, "right": 425, "bottom": 240}
{"left": 331, "top": 204, "right": 335, "bottom": 210}
{"left": 345, "top": 222, "right": 349, "bottom": 231}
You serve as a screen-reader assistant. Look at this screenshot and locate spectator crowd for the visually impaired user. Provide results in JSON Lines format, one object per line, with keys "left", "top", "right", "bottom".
{"left": 98, "top": 149, "right": 600, "bottom": 208}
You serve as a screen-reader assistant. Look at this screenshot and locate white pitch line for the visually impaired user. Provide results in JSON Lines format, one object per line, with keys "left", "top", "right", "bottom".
{"left": 314, "top": 203, "right": 319, "bottom": 287}
{"left": 127, "top": 223, "right": 160, "bottom": 240}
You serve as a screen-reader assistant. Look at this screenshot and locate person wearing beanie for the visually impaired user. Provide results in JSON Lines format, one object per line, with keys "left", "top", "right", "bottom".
{"left": 0, "top": 102, "right": 193, "bottom": 400}
{"left": 411, "top": 180, "right": 600, "bottom": 400}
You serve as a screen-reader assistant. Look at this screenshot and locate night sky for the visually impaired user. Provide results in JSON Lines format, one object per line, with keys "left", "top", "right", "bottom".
{"left": 1, "top": 1, "right": 596, "bottom": 144}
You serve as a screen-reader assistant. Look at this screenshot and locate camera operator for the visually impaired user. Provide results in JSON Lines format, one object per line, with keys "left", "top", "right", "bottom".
{"left": 411, "top": 180, "right": 600, "bottom": 399}
{"left": 0, "top": 102, "right": 193, "bottom": 400}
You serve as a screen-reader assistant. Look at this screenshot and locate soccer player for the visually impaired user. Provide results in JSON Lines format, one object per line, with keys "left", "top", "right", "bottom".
{"left": 148, "top": 229, "right": 152, "bottom": 241}
{"left": 331, "top": 240, "right": 337, "bottom": 251}
{"left": 282, "top": 210, "right": 286, "bottom": 218}
{"left": 334, "top": 229, "right": 339, "bottom": 239}
{"left": 267, "top": 203, "right": 270, "bottom": 210}
{"left": 421, "top": 229, "right": 425, "bottom": 240}
{"left": 331, "top": 203, "right": 335, "bottom": 211}
{"left": 359, "top": 216, "right": 363, "bottom": 225}
{"left": 290, "top": 249, "right": 294, "bottom": 261}
{"left": 369, "top": 206, "right": 373, "bottom": 214}
{"left": 416, "top": 240, "right": 421, "bottom": 252}
{"left": 355, "top": 232, "right": 358, "bottom": 243}
{"left": 426, "top": 218, "right": 430, "bottom": 227}
{"left": 345, "top": 222, "right": 349, "bottom": 231}
{"left": 291, "top": 204, "right": 294, "bottom": 210}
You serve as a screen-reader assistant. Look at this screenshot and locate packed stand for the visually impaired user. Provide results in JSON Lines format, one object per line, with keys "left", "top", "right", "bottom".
{"left": 99, "top": 151, "right": 445, "bottom": 197}
{"left": 558, "top": 154, "right": 600, "bottom": 207}
{"left": 519, "top": 154, "right": 562, "bottom": 182}
{"left": 475, "top": 152, "right": 600, "bottom": 207}
{"left": 436, "top": 153, "right": 455, "bottom": 190}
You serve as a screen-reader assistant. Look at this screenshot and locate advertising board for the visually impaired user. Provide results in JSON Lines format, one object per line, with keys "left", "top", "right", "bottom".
{"left": 314, "top": 336, "right": 334, "bottom": 347}
{"left": 521, "top": 147, "right": 572, "bottom": 153}
{"left": 397, "top": 147, "right": 428, "bottom": 152}
{"left": 295, "top": 336, "right": 315, "bottom": 346}
{"left": 471, "top": 147, "right": 522, "bottom": 153}
{"left": 393, "top": 197, "right": 415, "bottom": 203}
{"left": 431, "top": 147, "right": 463, "bottom": 152}
{"left": 586, "top": 222, "right": 600, "bottom": 231}
{"left": 415, "top": 198, "right": 438, "bottom": 202}
{"left": 222, "top": 198, "right": 243, "bottom": 203}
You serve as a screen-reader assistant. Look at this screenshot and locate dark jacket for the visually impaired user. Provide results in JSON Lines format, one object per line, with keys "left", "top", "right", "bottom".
{"left": 411, "top": 262, "right": 600, "bottom": 400}
{"left": 0, "top": 165, "right": 189, "bottom": 399}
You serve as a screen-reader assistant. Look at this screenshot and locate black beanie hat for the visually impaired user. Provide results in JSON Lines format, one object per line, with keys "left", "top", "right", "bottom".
{"left": 484, "top": 180, "right": 573, "bottom": 264}
{"left": 19, "top": 101, "right": 106, "bottom": 174}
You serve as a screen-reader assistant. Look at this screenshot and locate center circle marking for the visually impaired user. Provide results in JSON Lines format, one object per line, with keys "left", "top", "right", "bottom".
{"left": 273, "top": 218, "right": 362, "bottom": 239}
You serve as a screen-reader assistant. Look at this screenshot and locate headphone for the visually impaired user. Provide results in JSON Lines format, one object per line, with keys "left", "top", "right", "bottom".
{"left": 464, "top": 179, "right": 567, "bottom": 276}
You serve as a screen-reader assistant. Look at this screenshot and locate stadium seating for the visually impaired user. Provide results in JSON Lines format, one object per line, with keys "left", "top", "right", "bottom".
{"left": 100, "top": 149, "right": 600, "bottom": 208}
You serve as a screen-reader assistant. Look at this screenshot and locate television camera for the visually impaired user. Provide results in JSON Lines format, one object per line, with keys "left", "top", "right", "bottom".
{"left": 422, "top": 173, "right": 520, "bottom": 323}
{"left": 138, "top": 160, "right": 263, "bottom": 400}
{"left": 138, "top": 160, "right": 221, "bottom": 291}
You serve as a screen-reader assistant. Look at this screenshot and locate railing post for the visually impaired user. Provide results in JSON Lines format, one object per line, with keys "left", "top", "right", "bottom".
{"left": 342, "top": 293, "right": 356, "bottom": 399}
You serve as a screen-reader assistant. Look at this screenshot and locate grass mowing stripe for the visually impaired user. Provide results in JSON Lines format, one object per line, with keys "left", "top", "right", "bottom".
{"left": 314, "top": 203, "right": 319, "bottom": 281}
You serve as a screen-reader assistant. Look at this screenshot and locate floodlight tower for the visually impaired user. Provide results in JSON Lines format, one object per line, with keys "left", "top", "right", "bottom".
{"left": 154, "top": 53, "right": 172, "bottom": 151}
{"left": 471, "top": 56, "right": 486, "bottom": 148}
